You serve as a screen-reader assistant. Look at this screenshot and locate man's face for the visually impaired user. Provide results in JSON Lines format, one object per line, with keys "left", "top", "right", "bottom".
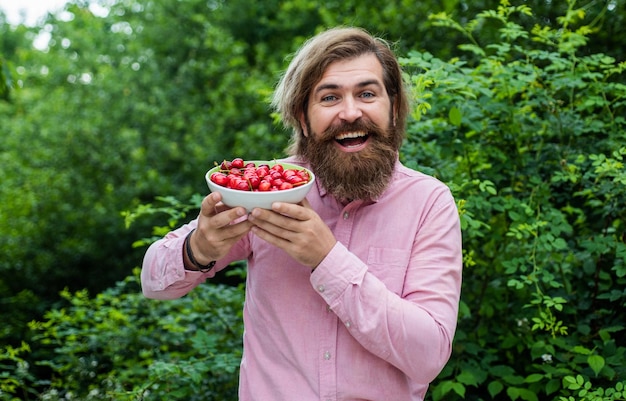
{"left": 299, "top": 53, "right": 399, "bottom": 201}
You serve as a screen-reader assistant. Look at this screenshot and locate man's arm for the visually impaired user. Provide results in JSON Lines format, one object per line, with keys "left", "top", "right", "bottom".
{"left": 310, "top": 194, "right": 462, "bottom": 384}
{"left": 141, "top": 192, "right": 253, "bottom": 299}
{"left": 141, "top": 222, "right": 207, "bottom": 299}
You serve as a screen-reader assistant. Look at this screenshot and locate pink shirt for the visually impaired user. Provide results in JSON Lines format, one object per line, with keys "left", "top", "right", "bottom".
{"left": 141, "top": 158, "right": 463, "bottom": 401}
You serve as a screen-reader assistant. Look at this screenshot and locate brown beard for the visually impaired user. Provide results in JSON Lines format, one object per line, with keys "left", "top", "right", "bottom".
{"left": 299, "top": 119, "right": 399, "bottom": 202}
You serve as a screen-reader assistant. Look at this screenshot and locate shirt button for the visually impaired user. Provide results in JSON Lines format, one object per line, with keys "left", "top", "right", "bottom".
{"left": 343, "top": 211, "right": 349, "bottom": 219}
{"left": 345, "top": 321, "right": 351, "bottom": 328}
{"left": 324, "top": 351, "right": 331, "bottom": 360}
{"left": 317, "top": 285, "right": 325, "bottom": 293}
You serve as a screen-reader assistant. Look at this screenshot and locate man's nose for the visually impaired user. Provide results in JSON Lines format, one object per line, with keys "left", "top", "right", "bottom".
{"left": 338, "top": 97, "right": 363, "bottom": 122}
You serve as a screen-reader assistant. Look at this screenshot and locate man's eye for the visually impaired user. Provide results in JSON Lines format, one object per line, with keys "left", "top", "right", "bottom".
{"left": 321, "top": 95, "right": 338, "bottom": 102}
{"left": 360, "top": 91, "right": 375, "bottom": 98}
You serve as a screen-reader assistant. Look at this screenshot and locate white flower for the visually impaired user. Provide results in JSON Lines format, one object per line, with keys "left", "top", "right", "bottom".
{"left": 541, "top": 353, "right": 553, "bottom": 363}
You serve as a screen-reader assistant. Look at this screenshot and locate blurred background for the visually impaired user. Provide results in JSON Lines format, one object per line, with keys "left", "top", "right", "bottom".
{"left": 1, "top": 0, "right": 624, "bottom": 399}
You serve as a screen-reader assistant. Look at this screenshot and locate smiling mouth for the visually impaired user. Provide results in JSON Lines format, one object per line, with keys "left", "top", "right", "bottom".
{"left": 335, "top": 131, "right": 369, "bottom": 149}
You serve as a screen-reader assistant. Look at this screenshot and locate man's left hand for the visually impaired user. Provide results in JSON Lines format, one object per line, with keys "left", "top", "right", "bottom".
{"left": 248, "top": 198, "right": 336, "bottom": 269}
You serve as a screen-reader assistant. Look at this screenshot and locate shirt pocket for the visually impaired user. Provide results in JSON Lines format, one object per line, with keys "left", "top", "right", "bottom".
{"left": 367, "top": 247, "right": 411, "bottom": 295}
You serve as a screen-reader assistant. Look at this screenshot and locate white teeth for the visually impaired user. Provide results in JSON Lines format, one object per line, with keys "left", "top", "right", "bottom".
{"left": 335, "top": 132, "right": 366, "bottom": 141}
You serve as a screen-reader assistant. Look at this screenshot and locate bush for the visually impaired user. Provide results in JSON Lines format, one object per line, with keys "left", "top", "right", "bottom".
{"left": 26, "top": 269, "right": 245, "bottom": 401}
{"left": 399, "top": 1, "right": 625, "bottom": 400}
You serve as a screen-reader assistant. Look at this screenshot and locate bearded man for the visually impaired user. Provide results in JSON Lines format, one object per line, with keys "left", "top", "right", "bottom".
{"left": 141, "top": 27, "right": 463, "bottom": 401}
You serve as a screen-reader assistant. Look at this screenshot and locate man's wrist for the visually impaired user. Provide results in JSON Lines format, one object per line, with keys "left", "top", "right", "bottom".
{"left": 183, "top": 229, "right": 216, "bottom": 273}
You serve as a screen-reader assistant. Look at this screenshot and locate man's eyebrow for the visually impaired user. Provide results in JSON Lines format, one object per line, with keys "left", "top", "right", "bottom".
{"left": 313, "top": 79, "right": 384, "bottom": 95}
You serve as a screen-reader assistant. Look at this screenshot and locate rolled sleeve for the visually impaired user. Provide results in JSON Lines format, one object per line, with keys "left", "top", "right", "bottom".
{"left": 140, "top": 223, "right": 208, "bottom": 300}
{"left": 310, "top": 242, "right": 367, "bottom": 305}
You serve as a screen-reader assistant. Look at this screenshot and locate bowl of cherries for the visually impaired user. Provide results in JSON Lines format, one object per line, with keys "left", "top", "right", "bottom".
{"left": 205, "top": 158, "right": 315, "bottom": 211}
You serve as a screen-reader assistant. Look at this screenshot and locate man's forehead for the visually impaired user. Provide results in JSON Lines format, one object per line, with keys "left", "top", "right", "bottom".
{"left": 314, "top": 54, "right": 384, "bottom": 88}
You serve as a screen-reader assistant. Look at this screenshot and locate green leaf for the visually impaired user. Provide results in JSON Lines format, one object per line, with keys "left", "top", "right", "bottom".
{"left": 518, "top": 388, "right": 539, "bottom": 401}
{"left": 588, "top": 355, "right": 605, "bottom": 376}
{"left": 490, "top": 365, "right": 516, "bottom": 378}
{"left": 572, "top": 345, "right": 592, "bottom": 355}
{"left": 546, "top": 378, "right": 561, "bottom": 395}
{"left": 507, "top": 386, "right": 521, "bottom": 400}
{"left": 563, "top": 375, "right": 584, "bottom": 390}
{"left": 525, "top": 373, "right": 544, "bottom": 383}
{"left": 503, "top": 375, "right": 526, "bottom": 386}
{"left": 457, "top": 370, "right": 479, "bottom": 386}
{"left": 433, "top": 380, "right": 457, "bottom": 401}
{"left": 506, "top": 387, "right": 539, "bottom": 401}
{"left": 451, "top": 382, "right": 466, "bottom": 397}
{"left": 449, "top": 106, "right": 462, "bottom": 126}
{"left": 488, "top": 380, "right": 504, "bottom": 397}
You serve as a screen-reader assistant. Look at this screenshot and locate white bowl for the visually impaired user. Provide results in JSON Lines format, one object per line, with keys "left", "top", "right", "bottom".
{"left": 205, "top": 160, "right": 315, "bottom": 212}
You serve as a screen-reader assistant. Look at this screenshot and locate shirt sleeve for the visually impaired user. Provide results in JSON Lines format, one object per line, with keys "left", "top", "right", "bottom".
{"left": 310, "top": 192, "right": 463, "bottom": 384}
{"left": 140, "top": 219, "right": 245, "bottom": 300}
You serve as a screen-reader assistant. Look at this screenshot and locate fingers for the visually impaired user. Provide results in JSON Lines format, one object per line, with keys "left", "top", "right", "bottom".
{"left": 247, "top": 201, "right": 336, "bottom": 268}
{"left": 200, "top": 192, "right": 222, "bottom": 217}
{"left": 194, "top": 192, "right": 253, "bottom": 261}
{"left": 249, "top": 212, "right": 295, "bottom": 243}
{"left": 248, "top": 203, "right": 304, "bottom": 235}
{"left": 201, "top": 192, "right": 247, "bottom": 224}
{"left": 271, "top": 201, "right": 311, "bottom": 222}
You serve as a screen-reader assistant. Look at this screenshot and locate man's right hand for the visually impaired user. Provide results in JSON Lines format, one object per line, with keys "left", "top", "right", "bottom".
{"left": 190, "top": 192, "right": 253, "bottom": 265}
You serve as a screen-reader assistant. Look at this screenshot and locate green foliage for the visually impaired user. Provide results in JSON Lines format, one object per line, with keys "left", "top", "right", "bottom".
{"left": 122, "top": 194, "right": 204, "bottom": 247}
{"left": 560, "top": 375, "right": 626, "bottom": 401}
{"left": 400, "top": 1, "right": 625, "bottom": 400}
{"left": 0, "top": 342, "right": 38, "bottom": 400}
{"left": 0, "top": 0, "right": 281, "bottom": 346}
{"left": 0, "top": 57, "right": 9, "bottom": 100}
{"left": 27, "top": 270, "right": 244, "bottom": 400}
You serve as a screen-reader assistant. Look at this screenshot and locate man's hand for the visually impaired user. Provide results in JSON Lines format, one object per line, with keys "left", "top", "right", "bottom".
{"left": 248, "top": 198, "right": 336, "bottom": 269}
{"left": 191, "top": 192, "right": 253, "bottom": 265}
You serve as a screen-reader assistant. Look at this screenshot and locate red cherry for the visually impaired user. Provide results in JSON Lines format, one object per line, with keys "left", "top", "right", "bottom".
{"left": 231, "top": 158, "right": 245, "bottom": 169}
{"left": 247, "top": 176, "right": 260, "bottom": 189}
{"left": 227, "top": 174, "right": 240, "bottom": 188}
{"left": 258, "top": 181, "right": 271, "bottom": 191}
{"left": 210, "top": 172, "right": 229, "bottom": 187}
{"left": 256, "top": 167, "right": 269, "bottom": 178}
{"left": 282, "top": 169, "right": 297, "bottom": 179}
{"left": 234, "top": 179, "right": 250, "bottom": 191}
{"left": 286, "top": 175, "right": 304, "bottom": 185}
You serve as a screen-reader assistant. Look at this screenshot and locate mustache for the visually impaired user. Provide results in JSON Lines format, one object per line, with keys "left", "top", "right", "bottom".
{"left": 316, "top": 119, "right": 385, "bottom": 142}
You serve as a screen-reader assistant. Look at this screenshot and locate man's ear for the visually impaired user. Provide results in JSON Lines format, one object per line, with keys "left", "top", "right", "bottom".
{"left": 299, "top": 113, "right": 309, "bottom": 137}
